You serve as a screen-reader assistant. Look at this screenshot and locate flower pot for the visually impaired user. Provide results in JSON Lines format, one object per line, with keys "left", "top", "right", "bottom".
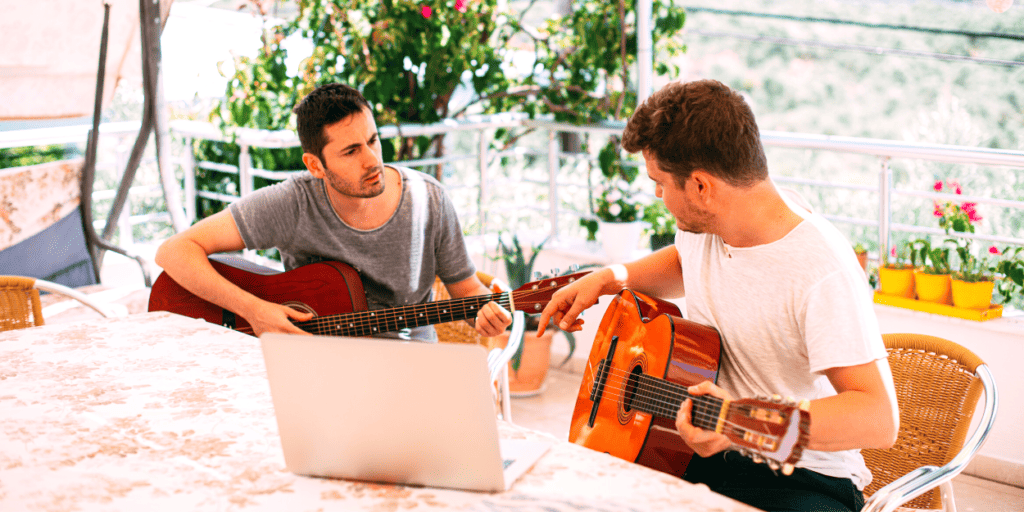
{"left": 599, "top": 220, "right": 644, "bottom": 263}
{"left": 878, "top": 267, "right": 915, "bottom": 298}
{"left": 951, "top": 279, "right": 995, "bottom": 310}
{"left": 855, "top": 251, "right": 868, "bottom": 272}
{"left": 913, "top": 271, "right": 952, "bottom": 305}
{"left": 501, "top": 329, "right": 554, "bottom": 397}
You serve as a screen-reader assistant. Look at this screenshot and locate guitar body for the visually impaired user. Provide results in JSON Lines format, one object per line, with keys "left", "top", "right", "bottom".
{"left": 569, "top": 290, "right": 723, "bottom": 478}
{"left": 148, "top": 256, "right": 368, "bottom": 332}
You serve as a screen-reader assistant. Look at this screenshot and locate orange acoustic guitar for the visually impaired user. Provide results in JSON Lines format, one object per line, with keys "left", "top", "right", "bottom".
{"left": 148, "top": 255, "right": 591, "bottom": 337}
{"left": 570, "top": 289, "right": 811, "bottom": 477}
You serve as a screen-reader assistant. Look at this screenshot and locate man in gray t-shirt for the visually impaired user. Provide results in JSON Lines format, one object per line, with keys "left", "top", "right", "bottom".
{"left": 155, "top": 83, "right": 511, "bottom": 340}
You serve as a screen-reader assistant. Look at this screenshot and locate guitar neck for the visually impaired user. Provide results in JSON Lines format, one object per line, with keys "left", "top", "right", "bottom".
{"left": 632, "top": 374, "right": 725, "bottom": 431}
{"left": 292, "top": 291, "right": 508, "bottom": 337}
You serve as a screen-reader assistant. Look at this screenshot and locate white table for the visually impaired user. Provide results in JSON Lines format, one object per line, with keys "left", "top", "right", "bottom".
{"left": 0, "top": 312, "right": 757, "bottom": 511}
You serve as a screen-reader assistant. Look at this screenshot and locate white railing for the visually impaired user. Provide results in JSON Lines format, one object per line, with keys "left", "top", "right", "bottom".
{"left": 5, "top": 116, "right": 1024, "bottom": 260}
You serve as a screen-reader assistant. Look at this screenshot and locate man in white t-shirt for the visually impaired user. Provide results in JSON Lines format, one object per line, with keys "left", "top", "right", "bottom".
{"left": 538, "top": 79, "right": 898, "bottom": 511}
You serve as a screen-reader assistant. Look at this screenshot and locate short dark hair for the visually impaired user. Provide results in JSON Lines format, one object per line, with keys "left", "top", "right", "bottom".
{"left": 621, "top": 79, "right": 768, "bottom": 188}
{"left": 293, "top": 83, "right": 373, "bottom": 162}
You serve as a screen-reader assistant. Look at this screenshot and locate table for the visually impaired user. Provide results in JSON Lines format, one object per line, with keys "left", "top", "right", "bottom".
{"left": 0, "top": 312, "right": 757, "bottom": 511}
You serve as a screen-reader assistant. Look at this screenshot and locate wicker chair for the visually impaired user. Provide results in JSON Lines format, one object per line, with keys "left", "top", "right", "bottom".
{"left": 432, "top": 272, "right": 525, "bottom": 423}
{"left": 862, "top": 333, "right": 998, "bottom": 512}
{"left": 1, "top": 275, "right": 114, "bottom": 332}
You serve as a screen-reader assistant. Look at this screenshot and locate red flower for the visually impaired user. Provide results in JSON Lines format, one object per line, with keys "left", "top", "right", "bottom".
{"left": 989, "top": 246, "right": 1001, "bottom": 255}
{"left": 933, "top": 180, "right": 943, "bottom": 192}
{"left": 948, "top": 179, "right": 962, "bottom": 195}
{"left": 455, "top": 0, "right": 467, "bottom": 12}
{"left": 421, "top": 5, "right": 432, "bottom": 18}
{"left": 962, "top": 202, "right": 982, "bottom": 223}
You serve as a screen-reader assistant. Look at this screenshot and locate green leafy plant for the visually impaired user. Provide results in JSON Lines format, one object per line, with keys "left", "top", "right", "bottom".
{"left": 993, "top": 246, "right": 1024, "bottom": 305}
{"left": 909, "top": 238, "right": 951, "bottom": 275}
{"left": 951, "top": 242, "right": 997, "bottom": 283}
{"left": 933, "top": 179, "right": 982, "bottom": 235}
{"left": 882, "top": 242, "right": 915, "bottom": 270}
{"left": 643, "top": 200, "right": 676, "bottom": 250}
{"left": 493, "top": 232, "right": 594, "bottom": 370}
{"left": 593, "top": 140, "right": 642, "bottom": 222}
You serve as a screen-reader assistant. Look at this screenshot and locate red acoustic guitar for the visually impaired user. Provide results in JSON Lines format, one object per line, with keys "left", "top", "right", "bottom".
{"left": 148, "top": 255, "right": 590, "bottom": 337}
{"left": 569, "top": 289, "right": 811, "bottom": 477}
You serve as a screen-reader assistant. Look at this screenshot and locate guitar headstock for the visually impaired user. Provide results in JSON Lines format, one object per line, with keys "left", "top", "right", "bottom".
{"left": 722, "top": 396, "right": 811, "bottom": 475}
{"left": 511, "top": 271, "right": 592, "bottom": 313}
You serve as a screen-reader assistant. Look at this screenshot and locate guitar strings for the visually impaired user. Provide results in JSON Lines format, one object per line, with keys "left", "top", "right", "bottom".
{"left": 581, "top": 359, "right": 727, "bottom": 430}
{"left": 234, "top": 286, "right": 560, "bottom": 336}
{"left": 586, "top": 364, "right": 729, "bottom": 429}
{"left": 583, "top": 363, "right": 785, "bottom": 447}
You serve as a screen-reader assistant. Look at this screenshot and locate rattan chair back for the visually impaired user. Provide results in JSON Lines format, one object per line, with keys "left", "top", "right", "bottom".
{"left": 862, "top": 333, "right": 986, "bottom": 510}
{"left": 431, "top": 272, "right": 503, "bottom": 350}
{"left": 1, "top": 276, "right": 44, "bottom": 331}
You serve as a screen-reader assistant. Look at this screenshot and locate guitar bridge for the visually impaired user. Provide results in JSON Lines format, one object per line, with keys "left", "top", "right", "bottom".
{"left": 587, "top": 335, "right": 619, "bottom": 428}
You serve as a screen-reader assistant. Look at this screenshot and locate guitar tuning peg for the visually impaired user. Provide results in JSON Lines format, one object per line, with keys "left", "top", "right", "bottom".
{"left": 552, "top": 268, "right": 561, "bottom": 276}
{"left": 786, "top": 396, "right": 797, "bottom": 406}
{"left": 568, "top": 264, "right": 580, "bottom": 272}
{"left": 533, "top": 271, "right": 543, "bottom": 281}
{"left": 798, "top": 399, "right": 811, "bottom": 412}
{"left": 782, "top": 463, "right": 795, "bottom": 476}
{"left": 771, "top": 394, "right": 782, "bottom": 403}
{"left": 767, "top": 460, "right": 780, "bottom": 471}
{"left": 751, "top": 454, "right": 764, "bottom": 464}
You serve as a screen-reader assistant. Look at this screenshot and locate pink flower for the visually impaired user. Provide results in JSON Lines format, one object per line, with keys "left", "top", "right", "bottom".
{"left": 962, "top": 202, "right": 982, "bottom": 223}
{"left": 933, "top": 201, "right": 943, "bottom": 217}
{"left": 989, "top": 246, "right": 1001, "bottom": 255}
{"left": 421, "top": 5, "right": 432, "bottom": 18}
{"left": 933, "top": 180, "right": 943, "bottom": 192}
{"left": 891, "top": 246, "right": 897, "bottom": 259}
{"left": 455, "top": 0, "right": 467, "bottom": 12}
{"left": 947, "top": 179, "right": 962, "bottom": 195}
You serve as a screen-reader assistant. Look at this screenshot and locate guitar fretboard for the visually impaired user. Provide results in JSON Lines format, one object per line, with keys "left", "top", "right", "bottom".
{"left": 630, "top": 373, "right": 725, "bottom": 431}
{"left": 292, "top": 292, "right": 508, "bottom": 336}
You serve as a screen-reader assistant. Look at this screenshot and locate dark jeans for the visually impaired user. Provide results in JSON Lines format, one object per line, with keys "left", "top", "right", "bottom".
{"left": 683, "top": 451, "right": 865, "bottom": 512}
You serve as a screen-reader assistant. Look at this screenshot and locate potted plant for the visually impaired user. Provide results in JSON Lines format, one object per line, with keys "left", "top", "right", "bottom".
{"left": 494, "top": 233, "right": 580, "bottom": 396}
{"left": 853, "top": 242, "right": 869, "bottom": 272}
{"left": 909, "top": 238, "right": 953, "bottom": 304}
{"left": 644, "top": 200, "right": 677, "bottom": 251}
{"left": 878, "top": 243, "right": 916, "bottom": 298}
{"left": 950, "top": 243, "right": 998, "bottom": 310}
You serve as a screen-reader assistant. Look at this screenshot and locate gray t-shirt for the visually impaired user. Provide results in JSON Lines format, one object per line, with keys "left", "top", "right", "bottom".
{"left": 229, "top": 166, "right": 476, "bottom": 340}
{"left": 676, "top": 210, "right": 887, "bottom": 489}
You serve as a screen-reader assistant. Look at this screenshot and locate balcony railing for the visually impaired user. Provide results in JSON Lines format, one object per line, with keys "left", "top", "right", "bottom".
{"left": 5, "top": 115, "right": 1024, "bottom": 263}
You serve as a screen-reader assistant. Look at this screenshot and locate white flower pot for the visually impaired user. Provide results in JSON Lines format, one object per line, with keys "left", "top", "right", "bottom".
{"left": 599, "top": 220, "right": 644, "bottom": 263}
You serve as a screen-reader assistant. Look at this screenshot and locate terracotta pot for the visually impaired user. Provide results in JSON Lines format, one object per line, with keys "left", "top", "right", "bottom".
{"left": 855, "top": 251, "right": 868, "bottom": 272}
{"left": 878, "top": 267, "right": 915, "bottom": 298}
{"left": 951, "top": 279, "right": 995, "bottom": 310}
{"left": 502, "top": 329, "right": 554, "bottom": 397}
{"left": 913, "top": 271, "right": 952, "bottom": 305}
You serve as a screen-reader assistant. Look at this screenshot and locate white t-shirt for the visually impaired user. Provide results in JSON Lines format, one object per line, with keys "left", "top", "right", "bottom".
{"left": 675, "top": 212, "right": 887, "bottom": 489}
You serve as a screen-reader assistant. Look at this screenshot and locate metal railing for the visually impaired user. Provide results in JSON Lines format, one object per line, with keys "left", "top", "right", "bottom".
{"left": 5, "top": 116, "right": 1024, "bottom": 261}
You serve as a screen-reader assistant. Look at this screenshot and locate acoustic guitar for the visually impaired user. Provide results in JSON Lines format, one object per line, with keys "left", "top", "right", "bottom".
{"left": 569, "top": 289, "right": 811, "bottom": 477}
{"left": 148, "top": 255, "right": 590, "bottom": 337}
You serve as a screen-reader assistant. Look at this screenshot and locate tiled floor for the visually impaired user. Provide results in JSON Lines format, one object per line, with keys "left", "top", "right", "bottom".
{"left": 511, "top": 367, "right": 1024, "bottom": 512}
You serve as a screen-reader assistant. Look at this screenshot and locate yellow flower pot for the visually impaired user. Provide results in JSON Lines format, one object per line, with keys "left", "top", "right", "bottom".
{"left": 951, "top": 279, "right": 995, "bottom": 310}
{"left": 879, "top": 267, "right": 915, "bottom": 298}
{"left": 913, "top": 271, "right": 952, "bottom": 305}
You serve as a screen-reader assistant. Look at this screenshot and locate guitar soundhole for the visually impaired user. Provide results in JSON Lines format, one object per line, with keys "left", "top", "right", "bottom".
{"left": 622, "top": 365, "right": 644, "bottom": 413}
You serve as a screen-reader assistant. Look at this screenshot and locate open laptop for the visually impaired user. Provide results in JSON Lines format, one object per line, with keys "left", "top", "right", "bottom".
{"left": 259, "top": 333, "right": 552, "bottom": 492}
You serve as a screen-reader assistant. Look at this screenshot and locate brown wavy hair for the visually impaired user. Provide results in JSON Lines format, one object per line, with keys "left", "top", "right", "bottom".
{"left": 293, "top": 83, "right": 373, "bottom": 163}
{"left": 622, "top": 79, "right": 767, "bottom": 188}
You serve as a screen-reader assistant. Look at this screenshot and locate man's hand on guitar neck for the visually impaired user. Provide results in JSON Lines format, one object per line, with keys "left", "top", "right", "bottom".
{"left": 243, "top": 299, "right": 315, "bottom": 337}
{"left": 675, "top": 381, "right": 735, "bottom": 458}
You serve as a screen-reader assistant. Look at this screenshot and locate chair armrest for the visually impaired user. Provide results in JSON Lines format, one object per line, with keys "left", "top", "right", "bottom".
{"left": 488, "top": 311, "right": 525, "bottom": 384}
{"left": 863, "top": 364, "right": 998, "bottom": 512}
{"left": 33, "top": 279, "right": 119, "bottom": 318}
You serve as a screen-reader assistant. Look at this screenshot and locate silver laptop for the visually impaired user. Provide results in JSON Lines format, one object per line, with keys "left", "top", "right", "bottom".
{"left": 259, "top": 333, "right": 552, "bottom": 492}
